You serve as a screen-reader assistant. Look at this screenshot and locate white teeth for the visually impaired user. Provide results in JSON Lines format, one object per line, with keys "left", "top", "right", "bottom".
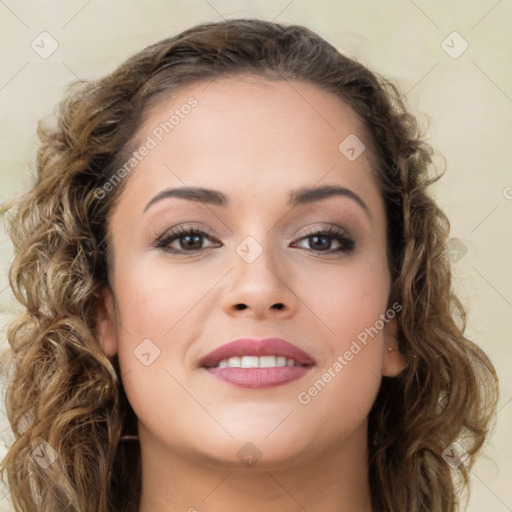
{"left": 276, "top": 356, "right": 287, "bottom": 366}
{"left": 216, "top": 355, "right": 299, "bottom": 368}
{"left": 241, "top": 356, "right": 259, "bottom": 368}
{"left": 259, "top": 356, "right": 277, "bottom": 368}
{"left": 227, "top": 356, "right": 241, "bottom": 367}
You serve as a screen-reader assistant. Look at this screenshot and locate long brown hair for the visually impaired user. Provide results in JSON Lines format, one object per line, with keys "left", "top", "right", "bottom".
{"left": 0, "top": 18, "right": 498, "bottom": 512}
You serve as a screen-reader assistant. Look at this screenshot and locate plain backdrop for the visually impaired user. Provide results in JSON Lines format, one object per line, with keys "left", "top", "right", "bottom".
{"left": 0, "top": 1, "right": 511, "bottom": 511}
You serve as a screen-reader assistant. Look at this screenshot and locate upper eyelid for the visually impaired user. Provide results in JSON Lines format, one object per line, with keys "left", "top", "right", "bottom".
{"left": 158, "top": 224, "right": 349, "bottom": 238}
{"left": 156, "top": 225, "right": 353, "bottom": 249}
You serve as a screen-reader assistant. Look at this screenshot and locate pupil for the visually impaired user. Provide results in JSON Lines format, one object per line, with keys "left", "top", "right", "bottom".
{"left": 311, "top": 235, "right": 330, "bottom": 250}
{"left": 182, "top": 234, "right": 201, "bottom": 249}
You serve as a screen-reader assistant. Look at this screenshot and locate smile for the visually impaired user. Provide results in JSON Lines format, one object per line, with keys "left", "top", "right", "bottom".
{"left": 216, "top": 355, "right": 302, "bottom": 368}
{"left": 199, "top": 337, "right": 315, "bottom": 389}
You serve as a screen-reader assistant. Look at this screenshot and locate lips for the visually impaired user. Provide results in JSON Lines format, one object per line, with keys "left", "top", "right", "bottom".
{"left": 198, "top": 338, "right": 315, "bottom": 389}
{"left": 198, "top": 337, "right": 315, "bottom": 368}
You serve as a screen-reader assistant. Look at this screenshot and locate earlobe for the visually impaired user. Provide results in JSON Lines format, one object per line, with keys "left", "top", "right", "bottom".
{"left": 95, "top": 286, "right": 119, "bottom": 358}
{"left": 381, "top": 317, "right": 407, "bottom": 377}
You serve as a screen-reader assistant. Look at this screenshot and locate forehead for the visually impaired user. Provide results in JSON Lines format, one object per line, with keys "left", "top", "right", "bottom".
{"left": 115, "top": 75, "right": 382, "bottom": 216}
{"left": 138, "top": 74, "right": 368, "bottom": 155}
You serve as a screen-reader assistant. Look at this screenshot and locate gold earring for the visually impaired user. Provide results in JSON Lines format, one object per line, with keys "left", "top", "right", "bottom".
{"left": 388, "top": 346, "right": 418, "bottom": 358}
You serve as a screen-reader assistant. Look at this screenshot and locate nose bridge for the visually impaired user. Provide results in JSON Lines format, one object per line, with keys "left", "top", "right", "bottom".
{"left": 233, "top": 231, "right": 282, "bottom": 289}
{"left": 221, "top": 231, "right": 297, "bottom": 317}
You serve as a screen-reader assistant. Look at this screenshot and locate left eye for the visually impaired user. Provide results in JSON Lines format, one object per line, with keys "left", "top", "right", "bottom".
{"left": 291, "top": 227, "right": 355, "bottom": 253}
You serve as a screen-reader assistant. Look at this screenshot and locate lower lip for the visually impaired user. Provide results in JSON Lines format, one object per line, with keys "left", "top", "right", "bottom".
{"left": 205, "top": 366, "right": 312, "bottom": 388}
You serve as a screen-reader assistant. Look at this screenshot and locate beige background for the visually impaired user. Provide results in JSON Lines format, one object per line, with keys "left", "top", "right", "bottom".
{"left": 0, "top": 1, "right": 511, "bottom": 510}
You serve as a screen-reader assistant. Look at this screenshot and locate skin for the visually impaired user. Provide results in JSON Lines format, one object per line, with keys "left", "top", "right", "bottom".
{"left": 96, "top": 75, "right": 406, "bottom": 512}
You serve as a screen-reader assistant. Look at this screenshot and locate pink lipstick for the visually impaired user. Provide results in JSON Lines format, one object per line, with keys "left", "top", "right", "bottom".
{"left": 198, "top": 337, "right": 315, "bottom": 389}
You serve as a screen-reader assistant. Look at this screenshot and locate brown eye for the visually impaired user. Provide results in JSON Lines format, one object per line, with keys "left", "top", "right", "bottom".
{"left": 291, "top": 227, "right": 355, "bottom": 253}
{"left": 155, "top": 227, "right": 222, "bottom": 253}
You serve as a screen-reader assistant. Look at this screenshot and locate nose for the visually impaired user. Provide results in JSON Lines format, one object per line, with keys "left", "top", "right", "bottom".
{"left": 221, "top": 238, "right": 298, "bottom": 320}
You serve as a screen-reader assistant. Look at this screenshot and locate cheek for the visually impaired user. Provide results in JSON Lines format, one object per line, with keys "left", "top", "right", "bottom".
{"left": 293, "top": 262, "right": 389, "bottom": 421}
{"left": 112, "top": 262, "right": 210, "bottom": 434}
{"left": 295, "top": 355, "right": 382, "bottom": 447}
{"left": 113, "top": 257, "right": 226, "bottom": 338}
{"left": 292, "top": 258, "right": 389, "bottom": 415}
{"left": 111, "top": 259, "right": 226, "bottom": 412}
{"left": 298, "top": 256, "right": 391, "bottom": 339}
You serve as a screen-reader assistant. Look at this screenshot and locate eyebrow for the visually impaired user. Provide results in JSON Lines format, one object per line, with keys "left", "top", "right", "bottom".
{"left": 143, "top": 184, "right": 370, "bottom": 219}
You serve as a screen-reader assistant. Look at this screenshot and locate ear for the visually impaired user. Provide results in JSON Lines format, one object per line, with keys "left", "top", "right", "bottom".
{"left": 95, "top": 286, "right": 119, "bottom": 358}
{"left": 381, "top": 317, "right": 407, "bottom": 377}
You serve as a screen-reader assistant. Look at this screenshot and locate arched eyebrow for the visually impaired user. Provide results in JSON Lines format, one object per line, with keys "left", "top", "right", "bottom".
{"left": 288, "top": 185, "right": 370, "bottom": 219}
{"left": 143, "top": 184, "right": 370, "bottom": 219}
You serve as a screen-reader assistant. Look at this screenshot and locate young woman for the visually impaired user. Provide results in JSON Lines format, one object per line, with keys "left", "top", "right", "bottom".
{"left": 0, "top": 18, "right": 498, "bottom": 512}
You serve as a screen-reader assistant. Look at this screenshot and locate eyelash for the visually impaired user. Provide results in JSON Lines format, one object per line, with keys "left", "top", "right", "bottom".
{"left": 154, "top": 225, "right": 356, "bottom": 255}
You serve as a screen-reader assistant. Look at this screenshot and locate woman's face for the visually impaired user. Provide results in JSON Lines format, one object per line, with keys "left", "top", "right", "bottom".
{"left": 96, "top": 75, "right": 405, "bottom": 468}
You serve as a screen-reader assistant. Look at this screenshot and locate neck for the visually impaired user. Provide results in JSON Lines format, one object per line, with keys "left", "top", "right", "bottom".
{"left": 137, "top": 423, "right": 373, "bottom": 512}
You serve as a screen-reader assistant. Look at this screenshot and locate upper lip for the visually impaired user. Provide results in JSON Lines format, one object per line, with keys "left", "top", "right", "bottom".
{"left": 198, "top": 337, "right": 316, "bottom": 368}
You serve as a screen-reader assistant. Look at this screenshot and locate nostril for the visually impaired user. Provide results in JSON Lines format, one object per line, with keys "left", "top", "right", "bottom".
{"left": 233, "top": 303, "right": 284, "bottom": 311}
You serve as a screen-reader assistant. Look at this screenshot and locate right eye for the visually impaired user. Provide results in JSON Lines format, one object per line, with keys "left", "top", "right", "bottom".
{"left": 154, "top": 226, "right": 222, "bottom": 253}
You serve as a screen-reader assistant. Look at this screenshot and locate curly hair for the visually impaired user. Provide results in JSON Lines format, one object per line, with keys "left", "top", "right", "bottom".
{"left": 0, "top": 18, "right": 499, "bottom": 512}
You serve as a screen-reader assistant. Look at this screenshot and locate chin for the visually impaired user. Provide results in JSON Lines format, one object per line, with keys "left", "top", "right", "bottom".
{"left": 193, "top": 435, "right": 312, "bottom": 471}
